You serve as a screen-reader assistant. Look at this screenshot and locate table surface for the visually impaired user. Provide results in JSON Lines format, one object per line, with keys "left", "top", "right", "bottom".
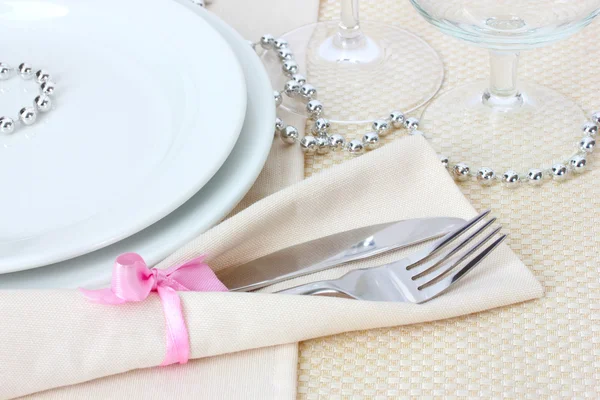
{"left": 298, "top": 0, "right": 600, "bottom": 398}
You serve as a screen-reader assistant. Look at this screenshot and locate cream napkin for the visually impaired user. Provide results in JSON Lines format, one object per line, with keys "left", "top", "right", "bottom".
{"left": 0, "top": 137, "right": 543, "bottom": 399}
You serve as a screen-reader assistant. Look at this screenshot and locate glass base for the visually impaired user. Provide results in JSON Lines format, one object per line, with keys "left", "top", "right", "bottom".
{"left": 421, "top": 81, "right": 587, "bottom": 174}
{"left": 262, "top": 20, "right": 444, "bottom": 124}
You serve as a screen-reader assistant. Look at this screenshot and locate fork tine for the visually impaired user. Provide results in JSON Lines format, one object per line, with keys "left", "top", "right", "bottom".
{"left": 417, "top": 225, "right": 502, "bottom": 288}
{"left": 416, "top": 234, "right": 507, "bottom": 302}
{"left": 414, "top": 210, "right": 491, "bottom": 264}
{"left": 410, "top": 217, "right": 498, "bottom": 278}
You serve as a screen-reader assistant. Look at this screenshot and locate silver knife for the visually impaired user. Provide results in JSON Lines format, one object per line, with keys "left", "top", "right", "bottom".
{"left": 219, "top": 217, "right": 465, "bottom": 292}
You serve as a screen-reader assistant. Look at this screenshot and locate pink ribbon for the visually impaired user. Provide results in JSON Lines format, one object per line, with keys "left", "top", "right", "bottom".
{"left": 80, "top": 253, "right": 228, "bottom": 366}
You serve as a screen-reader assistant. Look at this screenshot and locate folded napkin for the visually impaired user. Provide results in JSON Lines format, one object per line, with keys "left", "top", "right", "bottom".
{"left": 0, "top": 137, "right": 543, "bottom": 399}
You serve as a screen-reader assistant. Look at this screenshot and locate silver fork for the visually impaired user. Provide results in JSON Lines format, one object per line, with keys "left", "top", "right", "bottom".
{"left": 277, "top": 211, "right": 506, "bottom": 303}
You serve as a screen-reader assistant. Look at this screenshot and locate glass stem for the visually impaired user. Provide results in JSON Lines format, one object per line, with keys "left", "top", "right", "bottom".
{"left": 483, "top": 50, "right": 523, "bottom": 110}
{"left": 335, "top": 0, "right": 365, "bottom": 49}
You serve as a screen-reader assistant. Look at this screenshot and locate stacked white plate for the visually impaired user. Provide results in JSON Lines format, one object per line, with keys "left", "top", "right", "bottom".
{"left": 0, "top": 0, "right": 274, "bottom": 288}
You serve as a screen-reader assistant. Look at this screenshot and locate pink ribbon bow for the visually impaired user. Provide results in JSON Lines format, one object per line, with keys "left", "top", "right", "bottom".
{"left": 80, "top": 253, "right": 228, "bottom": 366}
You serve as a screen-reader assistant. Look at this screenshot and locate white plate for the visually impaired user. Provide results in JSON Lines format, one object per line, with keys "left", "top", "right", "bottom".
{"left": 0, "top": 0, "right": 247, "bottom": 272}
{"left": 0, "top": 5, "right": 275, "bottom": 288}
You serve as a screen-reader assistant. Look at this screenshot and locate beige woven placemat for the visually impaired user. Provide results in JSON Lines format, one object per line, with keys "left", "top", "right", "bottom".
{"left": 298, "top": 0, "right": 600, "bottom": 398}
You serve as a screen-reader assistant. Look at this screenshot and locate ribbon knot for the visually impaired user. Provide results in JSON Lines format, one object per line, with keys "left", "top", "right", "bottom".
{"left": 150, "top": 269, "right": 162, "bottom": 291}
{"left": 80, "top": 253, "right": 228, "bottom": 366}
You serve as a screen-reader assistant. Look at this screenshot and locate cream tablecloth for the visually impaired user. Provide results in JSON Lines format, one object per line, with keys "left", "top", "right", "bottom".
{"left": 4, "top": 0, "right": 597, "bottom": 398}
{"left": 297, "top": 0, "right": 600, "bottom": 398}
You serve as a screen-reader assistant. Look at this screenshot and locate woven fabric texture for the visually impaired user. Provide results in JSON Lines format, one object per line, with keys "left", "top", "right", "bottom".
{"left": 297, "top": 0, "right": 600, "bottom": 398}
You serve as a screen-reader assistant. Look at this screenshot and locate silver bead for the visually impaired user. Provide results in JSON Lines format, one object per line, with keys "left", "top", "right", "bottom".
{"left": 291, "top": 74, "right": 306, "bottom": 85}
{"left": 18, "top": 63, "right": 34, "bottom": 80}
{"left": 260, "top": 34, "right": 275, "bottom": 49}
{"left": 300, "top": 84, "right": 317, "bottom": 100}
{"left": 35, "top": 69, "right": 51, "bottom": 84}
{"left": 329, "top": 134, "right": 345, "bottom": 151}
{"left": 273, "top": 38, "right": 288, "bottom": 49}
{"left": 502, "top": 170, "right": 520, "bottom": 186}
{"left": 280, "top": 125, "right": 299, "bottom": 144}
{"left": 410, "top": 130, "right": 424, "bottom": 136}
{"left": 362, "top": 132, "right": 380, "bottom": 150}
{"left": 452, "top": 163, "right": 470, "bottom": 181}
{"left": 372, "top": 119, "right": 390, "bottom": 136}
{"left": 274, "top": 91, "right": 282, "bottom": 107}
{"left": 0, "top": 116, "right": 15, "bottom": 134}
{"left": 0, "top": 63, "right": 12, "bottom": 80}
{"left": 41, "top": 81, "right": 56, "bottom": 96}
{"left": 389, "top": 111, "right": 405, "bottom": 129}
{"left": 570, "top": 155, "right": 587, "bottom": 173}
{"left": 306, "top": 100, "right": 323, "bottom": 118}
{"left": 439, "top": 155, "right": 449, "bottom": 169}
{"left": 313, "top": 118, "right": 330, "bottom": 135}
{"left": 552, "top": 163, "right": 569, "bottom": 180}
{"left": 282, "top": 60, "right": 299, "bottom": 77}
{"left": 283, "top": 80, "right": 301, "bottom": 97}
{"left": 582, "top": 122, "right": 598, "bottom": 137}
{"left": 316, "top": 136, "right": 331, "bottom": 154}
{"left": 277, "top": 48, "right": 294, "bottom": 61}
{"left": 347, "top": 139, "right": 364, "bottom": 155}
{"left": 527, "top": 169, "right": 544, "bottom": 185}
{"left": 274, "top": 117, "right": 285, "bottom": 135}
{"left": 404, "top": 117, "right": 419, "bottom": 131}
{"left": 591, "top": 111, "right": 600, "bottom": 126}
{"left": 477, "top": 167, "right": 496, "bottom": 185}
{"left": 19, "top": 107, "right": 37, "bottom": 125}
{"left": 300, "top": 136, "right": 318, "bottom": 154}
{"left": 34, "top": 95, "right": 52, "bottom": 113}
{"left": 580, "top": 136, "right": 595, "bottom": 153}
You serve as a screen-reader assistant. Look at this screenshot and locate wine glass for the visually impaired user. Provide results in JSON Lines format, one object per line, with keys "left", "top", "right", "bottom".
{"left": 261, "top": 0, "right": 444, "bottom": 124}
{"left": 410, "top": 0, "right": 600, "bottom": 181}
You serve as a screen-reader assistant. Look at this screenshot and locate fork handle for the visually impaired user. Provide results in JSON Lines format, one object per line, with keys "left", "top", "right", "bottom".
{"left": 276, "top": 281, "right": 340, "bottom": 296}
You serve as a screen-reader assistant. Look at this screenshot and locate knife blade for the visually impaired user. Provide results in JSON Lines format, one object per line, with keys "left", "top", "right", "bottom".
{"left": 219, "top": 217, "right": 465, "bottom": 292}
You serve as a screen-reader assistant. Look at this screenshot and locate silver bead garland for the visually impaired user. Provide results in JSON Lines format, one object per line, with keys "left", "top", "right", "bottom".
{"left": 253, "top": 34, "right": 598, "bottom": 187}
{"left": 0, "top": 62, "right": 56, "bottom": 135}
